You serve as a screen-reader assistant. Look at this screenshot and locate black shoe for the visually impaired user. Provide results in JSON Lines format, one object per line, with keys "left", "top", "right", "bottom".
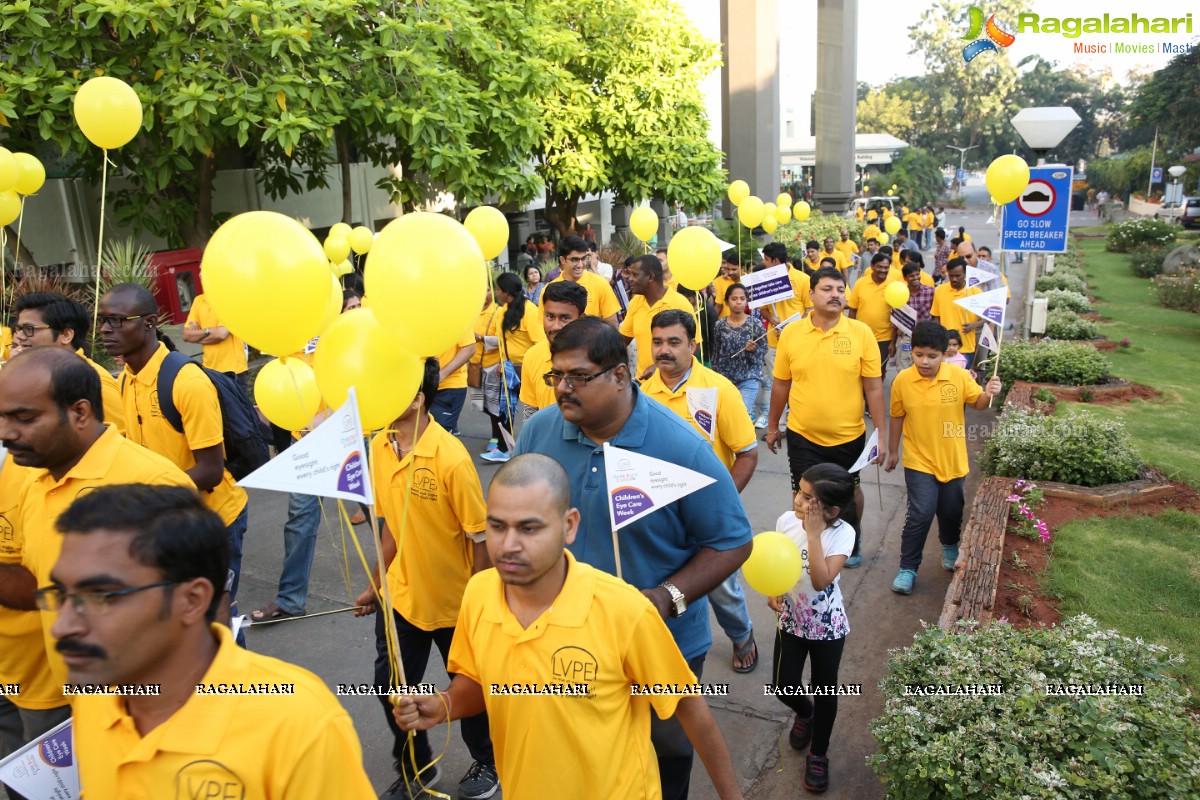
{"left": 789, "top": 714, "right": 813, "bottom": 751}
{"left": 380, "top": 764, "right": 442, "bottom": 800}
{"left": 458, "top": 761, "right": 500, "bottom": 799}
{"left": 804, "top": 753, "right": 830, "bottom": 793}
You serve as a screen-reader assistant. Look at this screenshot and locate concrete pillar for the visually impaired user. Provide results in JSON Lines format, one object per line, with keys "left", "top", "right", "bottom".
{"left": 812, "top": 0, "right": 857, "bottom": 214}
{"left": 651, "top": 198, "right": 671, "bottom": 245}
{"left": 612, "top": 203, "right": 632, "bottom": 238}
{"left": 720, "top": 0, "right": 780, "bottom": 218}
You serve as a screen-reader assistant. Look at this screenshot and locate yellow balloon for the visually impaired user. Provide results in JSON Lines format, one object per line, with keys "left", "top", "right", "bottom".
{"left": 885, "top": 282, "right": 911, "bottom": 309}
{"left": 763, "top": 202, "right": 777, "bottom": 214}
{"left": 863, "top": 185, "right": 870, "bottom": 193}
{"left": 366, "top": 212, "right": 486, "bottom": 357}
{"left": 794, "top": 201, "right": 811, "bottom": 222}
{"left": 73, "top": 76, "right": 143, "bottom": 149}
{"left": 329, "top": 222, "right": 352, "bottom": 239}
{"left": 776, "top": 192, "right": 792, "bottom": 208}
{"left": 349, "top": 226, "right": 374, "bottom": 255}
{"left": 334, "top": 259, "right": 354, "bottom": 277}
{"left": 878, "top": 232, "right": 890, "bottom": 245}
{"left": 985, "top": 154, "right": 1031, "bottom": 205}
{"left": 629, "top": 206, "right": 658, "bottom": 242}
{"left": 886, "top": 189, "right": 894, "bottom": 196}
{"left": 667, "top": 227, "right": 722, "bottom": 291}
{"left": 891, "top": 184, "right": 898, "bottom": 190}
{"left": 255, "top": 357, "right": 323, "bottom": 432}
{"left": 317, "top": 272, "right": 343, "bottom": 334}
{"left": 313, "top": 308, "right": 425, "bottom": 431}
{"left": 884, "top": 216, "right": 902, "bottom": 235}
{"left": 742, "top": 532, "right": 803, "bottom": 596}
{"left": 727, "top": 180, "right": 750, "bottom": 206}
{"left": 737, "top": 196, "right": 765, "bottom": 228}
{"left": 463, "top": 206, "right": 509, "bottom": 260}
{"left": 0, "top": 191, "right": 20, "bottom": 226}
{"left": 13, "top": 153, "right": 45, "bottom": 196}
{"left": 324, "top": 234, "right": 351, "bottom": 263}
{"left": 761, "top": 215, "right": 777, "bottom": 234}
{"left": 775, "top": 205, "right": 792, "bottom": 224}
{"left": 202, "top": 211, "right": 332, "bottom": 357}
{"left": 0, "top": 148, "right": 17, "bottom": 193}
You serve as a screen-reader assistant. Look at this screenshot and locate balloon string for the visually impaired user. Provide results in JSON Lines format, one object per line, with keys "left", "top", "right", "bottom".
{"left": 91, "top": 150, "right": 110, "bottom": 350}
{"left": 1, "top": 226, "right": 6, "bottom": 329}
{"left": 14, "top": 196, "right": 24, "bottom": 276}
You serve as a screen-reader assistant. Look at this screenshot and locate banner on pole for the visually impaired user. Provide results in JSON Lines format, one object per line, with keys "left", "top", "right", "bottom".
{"left": 978, "top": 322, "right": 1001, "bottom": 354}
{"left": 0, "top": 719, "right": 78, "bottom": 800}
{"left": 890, "top": 304, "right": 917, "bottom": 337}
{"left": 848, "top": 429, "right": 880, "bottom": 474}
{"left": 740, "top": 265, "right": 795, "bottom": 309}
{"left": 603, "top": 443, "right": 716, "bottom": 530}
{"left": 952, "top": 287, "right": 1008, "bottom": 328}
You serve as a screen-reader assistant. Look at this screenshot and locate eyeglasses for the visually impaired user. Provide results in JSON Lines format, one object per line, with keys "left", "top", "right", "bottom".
{"left": 562, "top": 255, "right": 589, "bottom": 265}
{"left": 96, "top": 314, "right": 148, "bottom": 329}
{"left": 34, "top": 581, "right": 176, "bottom": 615}
{"left": 542, "top": 364, "right": 616, "bottom": 390}
{"left": 13, "top": 323, "right": 51, "bottom": 338}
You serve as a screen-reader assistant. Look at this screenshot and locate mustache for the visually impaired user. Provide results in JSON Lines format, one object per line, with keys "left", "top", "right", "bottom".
{"left": 558, "top": 397, "right": 582, "bottom": 408}
{"left": 1, "top": 441, "right": 31, "bottom": 453}
{"left": 56, "top": 638, "right": 107, "bottom": 659}
{"left": 656, "top": 354, "right": 675, "bottom": 362}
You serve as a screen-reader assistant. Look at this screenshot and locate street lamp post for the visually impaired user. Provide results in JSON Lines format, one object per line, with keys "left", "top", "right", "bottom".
{"left": 947, "top": 145, "right": 978, "bottom": 196}
{"left": 1010, "top": 106, "right": 1082, "bottom": 338}
{"left": 1168, "top": 165, "right": 1187, "bottom": 208}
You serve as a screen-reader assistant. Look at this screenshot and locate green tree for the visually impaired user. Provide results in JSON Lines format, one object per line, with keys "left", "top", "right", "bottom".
{"left": 870, "top": 147, "right": 946, "bottom": 206}
{"left": 857, "top": 89, "right": 917, "bottom": 142}
{"left": 535, "top": 0, "right": 725, "bottom": 237}
{"left": 1127, "top": 47, "right": 1200, "bottom": 156}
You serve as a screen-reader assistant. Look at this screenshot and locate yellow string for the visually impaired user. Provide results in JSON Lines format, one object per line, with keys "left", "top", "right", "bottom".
{"left": 14, "top": 195, "right": 24, "bottom": 274}
{"left": 91, "top": 150, "right": 110, "bottom": 349}
{"left": 1, "top": 227, "right": 6, "bottom": 328}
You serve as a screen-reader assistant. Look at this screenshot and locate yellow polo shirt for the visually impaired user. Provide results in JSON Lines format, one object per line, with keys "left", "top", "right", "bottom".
{"left": 449, "top": 551, "right": 697, "bottom": 800}
{"left": 73, "top": 623, "right": 374, "bottom": 800}
{"left": 924, "top": 210, "right": 935, "bottom": 229}
{"left": 497, "top": 301, "right": 547, "bottom": 367}
{"left": 767, "top": 268, "right": 812, "bottom": 348}
{"left": 548, "top": 271, "right": 620, "bottom": 321}
{"left": 519, "top": 340, "right": 555, "bottom": 411}
{"left": 931, "top": 284, "right": 983, "bottom": 354}
{"left": 185, "top": 294, "right": 248, "bottom": 375}
{"left": 474, "top": 303, "right": 501, "bottom": 370}
{"left": 78, "top": 350, "right": 125, "bottom": 435}
{"left": 370, "top": 418, "right": 486, "bottom": 631}
{"left": 862, "top": 224, "right": 881, "bottom": 243}
{"left": 619, "top": 287, "right": 699, "bottom": 376}
{"left": 886, "top": 267, "right": 935, "bottom": 288}
{"left": 0, "top": 326, "right": 10, "bottom": 361}
{"left": 905, "top": 211, "right": 924, "bottom": 232}
{"left": 773, "top": 315, "right": 881, "bottom": 446}
{"left": 834, "top": 240, "right": 859, "bottom": 260}
{"left": 640, "top": 359, "right": 756, "bottom": 470}
{"left": 822, "top": 249, "right": 850, "bottom": 273}
{"left": 848, "top": 276, "right": 900, "bottom": 343}
{"left": 890, "top": 363, "right": 983, "bottom": 481}
{"left": 0, "top": 455, "right": 58, "bottom": 710}
{"left": 855, "top": 206, "right": 865, "bottom": 221}
{"left": 437, "top": 329, "right": 477, "bottom": 391}
{"left": 19, "top": 425, "right": 193, "bottom": 707}
{"left": 120, "top": 343, "right": 246, "bottom": 526}
{"left": 712, "top": 275, "right": 740, "bottom": 318}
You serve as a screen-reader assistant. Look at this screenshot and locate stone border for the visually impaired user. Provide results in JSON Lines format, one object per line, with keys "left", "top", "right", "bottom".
{"left": 939, "top": 477, "right": 1012, "bottom": 630}
{"left": 1037, "top": 466, "right": 1172, "bottom": 507}
{"left": 1019, "top": 378, "right": 1157, "bottom": 404}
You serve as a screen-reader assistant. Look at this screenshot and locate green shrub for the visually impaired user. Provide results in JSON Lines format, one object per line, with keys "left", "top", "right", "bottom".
{"left": 996, "top": 340, "right": 1109, "bottom": 386}
{"left": 1032, "top": 387, "right": 1056, "bottom": 403}
{"left": 1044, "top": 308, "right": 1099, "bottom": 340}
{"left": 1129, "top": 243, "right": 1169, "bottom": 278}
{"left": 1039, "top": 288, "right": 1090, "bottom": 314}
{"left": 1036, "top": 271, "right": 1088, "bottom": 294}
{"left": 1105, "top": 217, "right": 1178, "bottom": 253}
{"left": 869, "top": 616, "right": 1199, "bottom": 800}
{"left": 774, "top": 211, "right": 864, "bottom": 260}
{"left": 983, "top": 408, "right": 1141, "bottom": 486}
{"left": 1153, "top": 270, "right": 1200, "bottom": 313}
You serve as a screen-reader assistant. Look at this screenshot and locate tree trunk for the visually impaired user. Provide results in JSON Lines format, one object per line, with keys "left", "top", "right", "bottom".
{"left": 336, "top": 127, "right": 353, "bottom": 224}
{"left": 2, "top": 225, "right": 38, "bottom": 270}
{"left": 543, "top": 182, "right": 580, "bottom": 239}
{"left": 180, "top": 155, "right": 217, "bottom": 249}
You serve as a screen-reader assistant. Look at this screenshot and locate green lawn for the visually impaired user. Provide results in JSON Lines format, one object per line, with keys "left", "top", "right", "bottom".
{"left": 1068, "top": 238, "right": 1200, "bottom": 487}
{"left": 1046, "top": 511, "right": 1200, "bottom": 689}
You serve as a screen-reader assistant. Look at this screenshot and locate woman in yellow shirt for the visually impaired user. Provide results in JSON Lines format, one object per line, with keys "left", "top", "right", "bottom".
{"left": 481, "top": 273, "right": 546, "bottom": 463}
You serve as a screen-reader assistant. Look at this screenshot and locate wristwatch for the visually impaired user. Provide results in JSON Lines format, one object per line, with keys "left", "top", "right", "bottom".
{"left": 659, "top": 581, "right": 687, "bottom": 618}
{"left": 204, "top": 327, "right": 211, "bottom": 338}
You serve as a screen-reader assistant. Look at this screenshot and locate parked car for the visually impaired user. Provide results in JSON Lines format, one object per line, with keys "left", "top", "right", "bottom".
{"left": 1180, "top": 197, "right": 1200, "bottom": 229}
{"left": 845, "top": 196, "right": 898, "bottom": 219}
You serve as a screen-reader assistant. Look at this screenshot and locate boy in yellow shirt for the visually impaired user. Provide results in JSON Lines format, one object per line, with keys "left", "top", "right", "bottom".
{"left": 884, "top": 321, "right": 1000, "bottom": 595}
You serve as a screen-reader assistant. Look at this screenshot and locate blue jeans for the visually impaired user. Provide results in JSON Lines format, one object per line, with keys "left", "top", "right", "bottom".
{"left": 226, "top": 505, "right": 249, "bottom": 602}
{"left": 756, "top": 347, "right": 776, "bottom": 417}
{"left": 899, "top": 468, "right": 965, "bottom": 570}
{"left": 735, "top": 379, "right": 758, "bottom": 418}
{"left": 963, "top": 350, "right": 975, "bottom": 370}
{"left": 430, "top": 387, "right": 467, "bottom": 433}
{"left": 708, "top": 572, "right": 753, "bottom": 645}
{"left": 275, "top": 492, "right": 322, "bottom": 615}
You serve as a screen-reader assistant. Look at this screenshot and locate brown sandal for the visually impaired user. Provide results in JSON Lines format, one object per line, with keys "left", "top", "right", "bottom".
{"left": 733, "top": 632, "right": 758, "bottom": 673}
{"left": 249, "top": 603, "right": 297, "bottom": 622}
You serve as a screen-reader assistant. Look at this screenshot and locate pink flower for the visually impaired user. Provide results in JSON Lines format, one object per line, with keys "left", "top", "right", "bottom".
{"left": 1007, "top": 494, "right": 1021, "bottom": 502}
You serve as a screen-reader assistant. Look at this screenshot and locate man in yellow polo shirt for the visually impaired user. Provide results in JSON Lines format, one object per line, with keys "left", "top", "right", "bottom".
{"left": 353, "top": 358, "right": 497, "bottom": 800}
{"left": 0, "top": 348, "right": 193, "bottom": 757}
{"left": 712, "top": 253, "right": 742, "bottom": 319}
{"left": 821, "top": 237, "right": 851, "bottom": 280}
{"left": 848, "top": 252, "right": 900, "bottom": 379}
{"left": 884, "top": 321, "right": 1001, "bottom": 595}
{"left": 753, "top": 242, "right": 811, "bottom": 429}
{"left": 520, "top": 280, "right": 587, "bottom": 416}
{"left": 47, "top": 484, "right": 374, "bottom": 799}
{"left": 547, "top": 235, "right": 620, "bottom": 327}
{"left": 11, "top": 293, "right": 125, "bottom": 433}
{"left": 931, "top": 258, "right": 984, "bottom": 370}
{"left": 183, "top": 292, "right": 248, "bottom": 390}
{"left": 98, "top": 284, "right": 250, "bottom": 623}
{"left": 765, "top": 266, "right": 888, "bottom": 568}
{"left": 619, "top": 254, "right": 697, "bottom": 380}
{"left": 862, "top": 221, "right": 882, "bottom": 246}
{"left": 393, "top": 454, "right": 745, "bottom": 800}
{"left": 834, "top": 229, "right": 859, "bottom": 263}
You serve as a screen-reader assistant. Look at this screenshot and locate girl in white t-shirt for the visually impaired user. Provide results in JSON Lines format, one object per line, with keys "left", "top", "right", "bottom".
{"left": 767, "top": 463, "right": 855, "bottom": 794}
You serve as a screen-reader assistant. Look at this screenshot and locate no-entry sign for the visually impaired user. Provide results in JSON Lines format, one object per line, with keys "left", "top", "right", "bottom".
{"left": 1000, "top": 167, "right": 1073, "bottom": 253}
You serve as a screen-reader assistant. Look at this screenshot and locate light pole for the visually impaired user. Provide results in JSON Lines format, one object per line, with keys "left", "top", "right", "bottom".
{"left": 1168, "top": 165, "right": 1187, "bottom": 208}
{"left": 1010, "top": 106, "right": 1082, "bottom": 338}
{"left": 947, "top": 145, "right": 978, "bottom": 196}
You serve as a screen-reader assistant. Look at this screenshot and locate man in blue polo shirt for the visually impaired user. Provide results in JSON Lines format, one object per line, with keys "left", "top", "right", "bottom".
{"left": 514, "top": 316, "right": 752, "bottom": 800}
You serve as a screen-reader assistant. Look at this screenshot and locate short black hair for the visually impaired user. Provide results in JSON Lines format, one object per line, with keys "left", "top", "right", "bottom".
{"left": 56, "top": 484, "right": 226, "bottom": 622}
{"left": 650, "top": 308, "right": 695, "bottom": 340}
{"left": 15, "top": 293, "right": 91, "bottom": 350}
{"left": 801, "top": 463, "right": 857, "bottom": 526}
{"left": 721, "top": 250, "right": 741, "bottom": 267}
{"left": 10, "top": 347, "right": 104, "bottom": 424}
{"left": 587, "top": 241, "right": 599, "bottom": 253}
{"left": 901, "top": 260, "right": 922, "bottom": 276}
{"left": 935, "top": 228, "right": 946, "bottom": 240}
{"left": 558, "top": 236, "right": 588, "bottom": 258}
{"left": 723, "top": 282, "right": 748, "bottom": 304}
{"left": 945, "top": 257, "right": 967, "bottom": 274}
{"left": 107, "top": 283, "right": 158, "bottom": 316}
{"left": 419, "top": 356, "right": 440, "bottom": 410}
{"left": 820, "top": 257, "right": 837, "bottom": 269}
{"left": 870, "top": 252, "right": 890, "bottom": 266}
{"left": 949, "top": 236, "right": 964, "bottom": 249}
{"left": 809, "top": 266, "right": 845, "bottom": 291}
{"left": 541, "top": 280, "right": 588, "bottom": 314}
{"left": 634, "top": 254, "right": 663, "bottom": 283}
{"left": 550, "top": 316, "right": 628, "bottom": 372}
{"left": 805, "top": 240, "right": 819, "bottom": 251}
{"left": 945, "top": 328, "right": 963, "bottom": 346}
{"left": 491, "top": 454, "right": 573, "bottom": 515}
{"left": 911, "top": 320, "right": 948, "bottom": 351}
{"left": 906, "top": 251, "right": 924, "bottom": 268}
{"left": 762, "top": 242, "right": 788, "bottom": 263}
{"left": 865, "top": 237, "right": 879, "bottom": 245}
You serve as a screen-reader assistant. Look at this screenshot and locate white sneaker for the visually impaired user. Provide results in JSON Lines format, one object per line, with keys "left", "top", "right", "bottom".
{"left": 754, "top": 415, "right": 768, "bottom": 429}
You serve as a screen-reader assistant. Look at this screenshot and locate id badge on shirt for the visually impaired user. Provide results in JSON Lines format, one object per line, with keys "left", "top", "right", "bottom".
{"left": 686, "top": 387, "right": 717, "bottom": 440}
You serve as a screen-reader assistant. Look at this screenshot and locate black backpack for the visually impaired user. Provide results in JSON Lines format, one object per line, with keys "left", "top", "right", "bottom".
{"left": 125, "top": 351, "right": 270, "bottom": 480}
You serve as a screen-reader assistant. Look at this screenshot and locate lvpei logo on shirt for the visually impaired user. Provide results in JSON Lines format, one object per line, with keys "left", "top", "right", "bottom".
{"left": 961, "top": 6, "right": 1016, "bottom": 63}
{"left": 940, "top": 385, "right": 960, "bottom": 404}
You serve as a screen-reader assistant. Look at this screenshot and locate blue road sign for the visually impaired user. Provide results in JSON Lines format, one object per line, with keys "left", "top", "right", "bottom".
{"left": 1151, "top": 166, "right": 1164, "bottom": 183}
{"left": 956, "top": 168, "right": 964, "bottom": 182}
{"left": 1000, "top": 166, "right": 1073, "bottom": 253}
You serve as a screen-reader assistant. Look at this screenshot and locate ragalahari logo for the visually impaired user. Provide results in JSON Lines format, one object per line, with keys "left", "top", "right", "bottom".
{"left": 962, "top": 6, "right": 1016, "bottom": 62}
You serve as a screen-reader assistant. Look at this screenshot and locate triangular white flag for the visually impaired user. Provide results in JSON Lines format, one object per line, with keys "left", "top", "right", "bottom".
{"left": 603, "top": 443, "right": 716, "bottom": 530}
{"left": 952, "top": 287, "right": 1008, "bottom": 328}
{"left": 848, "top": 429, "right": 880, "bottom": 474}
{"left": 714, "top": 237, "right": 736, "bottom": 252}
{"left": 978, "top": 322, "right": 1001, "bottom": 354}
{"left": 239, "top": 388, "right": 373, "bottom": 503}
{"left": 0, "top": 718, "right": 78, "bottom": 798}
{"left": 966, "top": 264, "right": 998, "bottom": 289}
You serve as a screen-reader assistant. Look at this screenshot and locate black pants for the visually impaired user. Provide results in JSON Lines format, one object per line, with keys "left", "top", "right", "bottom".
{"left": 374, "top": 608, "right": 493, "bottom": 776}
{"left": 771, "top": 630, "right": 846, "bottom": 757}
{"left": 651, "top": 654, "right": 706, "bottom": 800}
{"left": 786, "top": 429, "right": 863, "bottom": 554}
{"left": 877, "top": 340, "right": 891, "bottom": 380}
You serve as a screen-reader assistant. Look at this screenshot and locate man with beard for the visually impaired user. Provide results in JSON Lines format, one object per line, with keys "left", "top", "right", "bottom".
{"left": 545, "top": 236, "right": 620, "bottom": 328}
